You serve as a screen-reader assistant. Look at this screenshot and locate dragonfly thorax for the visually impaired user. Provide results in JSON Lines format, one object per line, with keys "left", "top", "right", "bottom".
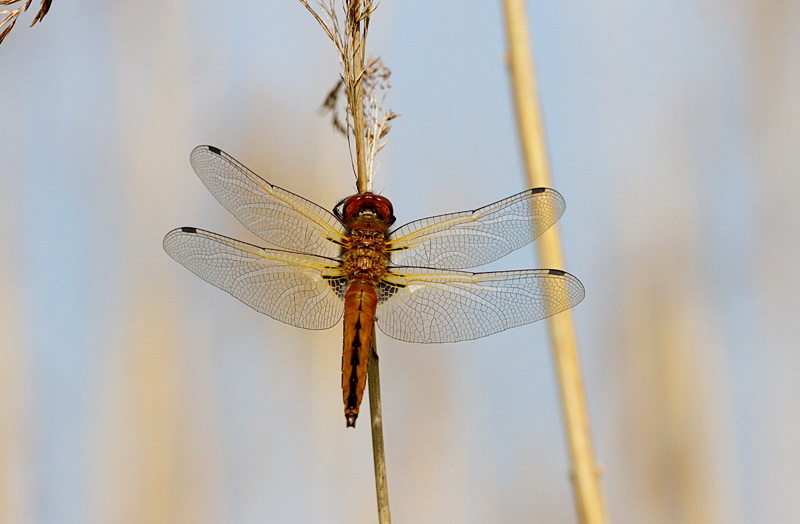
{"left": 337, "top": 193, "right": 394, "bottom": 283}
{"left": 342, "top": 220, "right": 390, "bottom": 282}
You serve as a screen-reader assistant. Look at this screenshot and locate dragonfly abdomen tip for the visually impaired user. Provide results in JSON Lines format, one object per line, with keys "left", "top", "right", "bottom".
{"left": 346, "top": 414, "right": 358, "bottom": 428}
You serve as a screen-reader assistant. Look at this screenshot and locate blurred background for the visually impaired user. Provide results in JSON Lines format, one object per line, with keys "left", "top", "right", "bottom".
{"left": 1, "top": 0, "right": 798, "bottom": 522}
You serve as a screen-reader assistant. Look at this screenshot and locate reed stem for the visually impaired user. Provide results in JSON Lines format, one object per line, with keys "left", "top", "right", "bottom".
{"left": 348, "top": 18, "right": 369, "bottom": 193}
{"left": 338, "top": 4, "right": 390, "bottom": 521}
{"left": 501, "top": 1, "right": 608, "bottom": 522}
{"left": 368, "top": 338, "right": 391, "bottom": 523}
{"left": 341, "top": 0, "right": 369, "bottom": 192}
{"left": 299, "top": 2, "right": 391, "bottom": 519}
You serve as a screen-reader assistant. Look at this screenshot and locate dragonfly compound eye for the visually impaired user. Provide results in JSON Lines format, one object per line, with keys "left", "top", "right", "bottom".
{"left": 341, "top": 193, "right": 396, "bottom": 226}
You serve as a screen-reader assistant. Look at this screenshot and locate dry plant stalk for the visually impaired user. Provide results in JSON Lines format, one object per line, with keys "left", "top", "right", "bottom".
{"left": 0, "top": 0, "right": 50, "bottom": 44}
{"left": 321, "top": 58, "right": 398, "bottom": 187}
{"left": 367, "top": 337, "right": 390, "bottom": 523}
{"left": 501, "top": 1, "right": 608, "bottom": 523}
{"left": 299, "top": 0, "right": 396, "bottom": 193}
{"left": 361, "top": 57, "right": 398, "bottom": 189}
{"left": 298, "top": 1, "right": 393, "bottom": 522}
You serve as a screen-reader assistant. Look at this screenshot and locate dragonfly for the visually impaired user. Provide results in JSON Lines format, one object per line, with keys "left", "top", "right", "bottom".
{"left": 164, "top": 145, "right": 585, "bottom": 427}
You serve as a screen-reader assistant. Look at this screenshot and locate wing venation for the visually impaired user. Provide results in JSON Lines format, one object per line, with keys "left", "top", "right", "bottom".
{"left": 387, "top": 188, "right": 565, "bottom": 268}
{"left": 376, "top": 266, "right": 584, "bottom": 343}
{"left": 164, "top": 227, "right": 345, "bottom": 329}
{"left": 190, "top": 145, "right": 347, "bottom": 257}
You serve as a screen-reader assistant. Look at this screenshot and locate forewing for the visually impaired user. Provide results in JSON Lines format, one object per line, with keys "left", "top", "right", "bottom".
{"left": 163, "top": 227, "right": 345, "bottom": 329}
{"left": 387, "top": 188, "right": 565, "bottom": 268}
{"left": 190, "top": 145, "right": 348, "bottom": 257}
{"left": 375, "top": 266, "right": 584, "bottom": 343}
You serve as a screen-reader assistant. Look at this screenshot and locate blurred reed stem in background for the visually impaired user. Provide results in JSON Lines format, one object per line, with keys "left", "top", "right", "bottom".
{"left": 501, "top": 1, "right": 608, "bottom": 522}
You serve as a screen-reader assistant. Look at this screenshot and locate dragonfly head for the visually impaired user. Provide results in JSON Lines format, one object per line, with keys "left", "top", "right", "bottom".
{"left": 335, "top": 192, "right": 396, "bottom": 227}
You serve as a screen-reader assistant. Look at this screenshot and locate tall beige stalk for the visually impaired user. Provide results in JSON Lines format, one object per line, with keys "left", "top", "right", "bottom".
{"left": 367, "top": 338, "right": 390, "bottom": 523}
{"left": 299, "top": 2, "right": 392, "bottom": 521}
{"left": 501, "top": 1, "right": 608, "bottom": 522}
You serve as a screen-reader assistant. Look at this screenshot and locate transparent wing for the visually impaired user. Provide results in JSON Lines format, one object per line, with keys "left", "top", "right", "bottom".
{"left": 387, "top": 188, "right": 565, "bottom": 269}
{"left": 190, "top": 145, "right": 348, "bottom": 257}
{"left": 163, "top": 227, "right": 346, "bottom": 329}
{"left": 375, "top": 266, "right": 584, "bottom": 343}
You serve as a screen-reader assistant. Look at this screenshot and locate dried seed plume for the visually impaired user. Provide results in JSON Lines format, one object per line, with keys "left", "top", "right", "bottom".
{"left": 299, "top": 0, "right": 396, "bottom": 192}
{"left": 0, "top": 0, "right": 51, "bottom": 44}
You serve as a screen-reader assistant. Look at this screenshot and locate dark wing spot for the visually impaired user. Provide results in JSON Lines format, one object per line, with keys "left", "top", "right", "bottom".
{"left": 324, "top": 276, "right": 348, "bottom": 299}
{"left": 208, "top": 145, "right": 222, "bottom": 155}
{"left": 531, "top": 187, "right": 547, "bottom": 194}
{"left": 376, "top": 280, "right": 401, "bottom": 303}
{"left": 548, "top": 269, "right": 566, "bottom": 276}
{"left": 180, "top": 227, "right": 198, "bottom": 233}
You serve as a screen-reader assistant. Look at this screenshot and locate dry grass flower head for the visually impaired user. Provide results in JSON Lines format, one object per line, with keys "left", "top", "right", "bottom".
{"left": 0, "top": 0, "right": 51, "bottom": 44}
{"left": 299, "top": 0, "right": 396, "bottom": 193}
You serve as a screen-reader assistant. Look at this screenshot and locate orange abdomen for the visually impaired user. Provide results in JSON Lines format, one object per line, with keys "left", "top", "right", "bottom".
{"left": 342, "top": 280, "right": 378, "bottom": 427}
